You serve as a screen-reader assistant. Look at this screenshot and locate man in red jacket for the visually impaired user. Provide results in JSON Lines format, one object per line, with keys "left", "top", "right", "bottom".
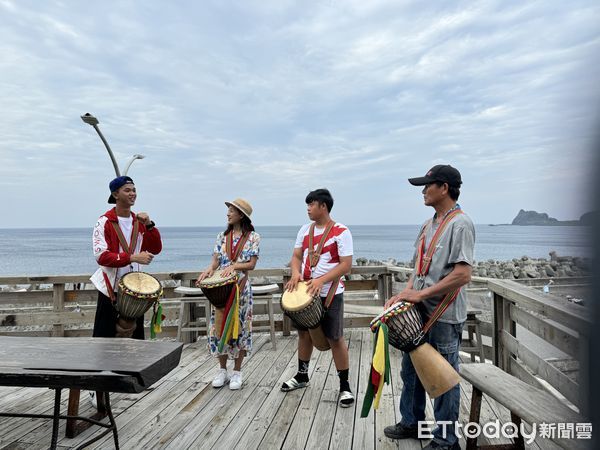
{"left": 90, "top": 176, "right": 162, "bottom": 339}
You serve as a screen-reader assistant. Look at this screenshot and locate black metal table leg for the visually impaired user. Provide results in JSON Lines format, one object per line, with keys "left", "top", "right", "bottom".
{"left": 104, "top": 392, "right": 119, "bottom": 450}
{"left": 50, "top": 388, "right": 62, "bottom": 449}
{"left": 72, "top": 391, "right": 119, "bottom": 450}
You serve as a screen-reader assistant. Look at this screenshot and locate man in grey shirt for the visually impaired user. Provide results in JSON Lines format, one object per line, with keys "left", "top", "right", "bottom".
{"left": 383, "top": 165, "right": 475, "bottom": 450}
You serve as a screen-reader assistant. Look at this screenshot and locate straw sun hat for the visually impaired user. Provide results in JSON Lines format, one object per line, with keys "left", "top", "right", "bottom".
{"left": 224, "top": 198, "right": 253, "bottom": 220}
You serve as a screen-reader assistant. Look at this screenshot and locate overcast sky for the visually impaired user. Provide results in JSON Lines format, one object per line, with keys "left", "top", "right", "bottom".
{"left": 0, "top": 0, "right": 598, "bottom": 228}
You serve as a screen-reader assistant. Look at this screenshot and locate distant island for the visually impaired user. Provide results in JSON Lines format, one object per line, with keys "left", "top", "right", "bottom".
{"left": 509, "top": 209, "right": 595, "bottom": 226}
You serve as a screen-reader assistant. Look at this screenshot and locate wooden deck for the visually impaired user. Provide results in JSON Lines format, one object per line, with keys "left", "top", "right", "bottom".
{"left": 0, "top": 330, "right": 562, "bottom": 450}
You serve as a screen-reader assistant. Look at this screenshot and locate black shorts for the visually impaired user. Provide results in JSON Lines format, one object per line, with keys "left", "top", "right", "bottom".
{"left": 294, "top": 293, "right": 344, "bottom": 341}
{"left": 92, "top": 291, "right": 145, "bottom": 339}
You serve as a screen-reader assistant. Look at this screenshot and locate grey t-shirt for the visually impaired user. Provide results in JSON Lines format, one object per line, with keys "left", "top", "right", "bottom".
{"left": 411, "top": 211, "right": 475, "bottom": 324}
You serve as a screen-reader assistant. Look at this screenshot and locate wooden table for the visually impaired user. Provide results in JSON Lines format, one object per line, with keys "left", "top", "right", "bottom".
{"left": 0, "top": 336, "right": 183, "bottom": 450}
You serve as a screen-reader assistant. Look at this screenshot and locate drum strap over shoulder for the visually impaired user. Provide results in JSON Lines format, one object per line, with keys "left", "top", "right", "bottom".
{"left": 111, "top": 220, "right": 139, "bottom": 257}
{"left": 323, "top": 278, "right": 339, "bottom": 309}
{"left": 225, "top": 231, "right": 251, "bottom": 298}
{"left": 226, "top": 231, "right": 250, "bottom": 263}
{"left": 105, "top": 219, "right": 139, "bottom": 303}
{"left": 413, "top": 206, "right": 463, "bottom": 340}
{"left": 415, "top": 207, "right": 462, "bottom": 277}
{"left": 103, "top": 272, "right": 117, "bottom": 302}
{"left": 307, "top": 221, "right": 335, "bottom": 268}
{"left": 305, "top": 221, "right": 340, "bottom": 309}
{"left": 421, "top": 289, "right": 461, "bottom": 335}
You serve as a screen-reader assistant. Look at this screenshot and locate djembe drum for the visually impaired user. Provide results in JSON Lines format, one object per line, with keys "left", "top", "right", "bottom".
{"left": 369, "top": 302, "right": 460, "bottom": 398}
{"left": 115, "top": 272, "right": 163, "bottom": 338}
{"left": 198, "top": 269, "right": 239, "bottom": 338}
{"left": 281, "top": 281, "right": 330, "bottom": 351}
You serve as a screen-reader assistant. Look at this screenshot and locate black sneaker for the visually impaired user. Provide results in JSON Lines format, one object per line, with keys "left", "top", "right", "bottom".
{"left": 383, "top": 422, "right": 419, "bottom": 440}
{"left": 423, "top": 440, "right": 461, "bottom": 450}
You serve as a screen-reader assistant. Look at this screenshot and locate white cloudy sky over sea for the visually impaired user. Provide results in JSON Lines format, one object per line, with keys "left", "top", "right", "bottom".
{"left": 0, "top": 0, "right": 598, "bottom": 227}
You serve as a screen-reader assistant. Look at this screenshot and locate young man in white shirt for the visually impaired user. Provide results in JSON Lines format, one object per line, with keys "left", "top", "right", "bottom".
{"left": 282, "top": 188, "right": 355, "bottom": 407}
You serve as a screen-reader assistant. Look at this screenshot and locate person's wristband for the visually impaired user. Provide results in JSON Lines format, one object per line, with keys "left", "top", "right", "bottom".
{"left": 146, "top": 221, "right": 156, "bottom": 230}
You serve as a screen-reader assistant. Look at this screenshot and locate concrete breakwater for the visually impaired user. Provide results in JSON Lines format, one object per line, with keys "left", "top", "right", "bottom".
{"left": 354, "top": 251, "right": 590, "bottom": 282}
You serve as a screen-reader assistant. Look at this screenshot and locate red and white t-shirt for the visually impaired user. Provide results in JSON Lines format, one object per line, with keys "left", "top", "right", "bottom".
{"left": 294, "top": 222, "right": 353, "bottom": 297}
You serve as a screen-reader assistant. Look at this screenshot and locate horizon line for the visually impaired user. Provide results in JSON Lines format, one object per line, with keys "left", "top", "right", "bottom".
{"left": 2, "top": 223, "right": 580, "bottom": 231}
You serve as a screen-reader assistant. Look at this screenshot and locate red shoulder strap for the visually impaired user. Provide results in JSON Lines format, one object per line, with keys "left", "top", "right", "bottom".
{"left": 111, "top": 219, "right": 139, "bottom": 255}
{"left": 226, "top": 231, "right": 250, "bottom": 262}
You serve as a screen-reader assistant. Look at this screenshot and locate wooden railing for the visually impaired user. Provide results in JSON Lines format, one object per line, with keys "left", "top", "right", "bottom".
{"left": 487, "top": 278, "right": 590, "bottom": 416}
{"left": 0, "top": 266, "right": 590, "bottom": 416}
{"left": 0, "top": 266, "right": 392, "bottom": 338}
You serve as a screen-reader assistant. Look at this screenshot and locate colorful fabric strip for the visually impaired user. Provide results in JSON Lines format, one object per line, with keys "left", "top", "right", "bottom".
{"left": 217, "top": 283, "right": 240, "bottom": 353}
{"left": 360, "top": 322, "right": 390, "bottom": 417}
{"left": 150, "top": 302, "right": 164, "bottom": 339}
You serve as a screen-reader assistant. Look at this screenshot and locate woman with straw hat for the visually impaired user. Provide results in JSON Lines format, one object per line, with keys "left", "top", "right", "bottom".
{"left": 196, "top": 198, "right": 260, "bottom": 390}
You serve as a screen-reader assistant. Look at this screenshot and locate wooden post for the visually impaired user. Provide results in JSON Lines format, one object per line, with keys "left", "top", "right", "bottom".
{"left": 282, "top": 274, "right": 291, "bottom": 336}
{"left": 492, "top": 292, "right": 504, "bottom": 369}
{"left": 376, "top": 273, "right": 392, "bottom": 305}
{"left": 384, "top": 273, "right": 392, "bottom": 301}
{"left": 510, "top": 412, "right": 526, "bottom": 450}
{"left": 493, "top": 290, "right": 516, "bottom": 371}
{"left": 578, "top": 335, "right": 590, "bottom": 417}
{"left": 466, "top": 387, "right": 483, "bottom": 450}
{"left": 52, "top": 283, "right": 65, "bottom": 337}
{"left": 65, "top": 389, "right": 80, "bottom": 438}
{"left": 504, "top": 297, "right": 516, "bottom": 374}
{"left": 467, "top": 320, "right": 476, "bottom": 363}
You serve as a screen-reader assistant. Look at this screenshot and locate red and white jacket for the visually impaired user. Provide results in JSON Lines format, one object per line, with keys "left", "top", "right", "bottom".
{"left": 90, "top": 208, "right": 162, "bottom": 298}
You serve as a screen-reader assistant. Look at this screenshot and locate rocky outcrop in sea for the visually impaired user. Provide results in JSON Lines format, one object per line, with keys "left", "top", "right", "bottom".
{"left": 511, "top": 209, "right": 594, "bottom": 226}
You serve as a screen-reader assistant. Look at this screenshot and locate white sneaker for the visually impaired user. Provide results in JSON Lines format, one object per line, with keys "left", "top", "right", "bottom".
{"left": 87, "top": 391, "right": 98, "bottom": 409}
{"left": 212, "top": 369, "right": 230, "bottom": 388}
{"left": 339, "top": 390, "right": 355, "bottom": 408}
{"left": 229, "top": 371, "right": 243, "bottom": 390}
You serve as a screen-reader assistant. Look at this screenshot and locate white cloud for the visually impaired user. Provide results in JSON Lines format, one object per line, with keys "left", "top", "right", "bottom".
{"left": 0, "top": 0, "right": 598, "bottom": 227}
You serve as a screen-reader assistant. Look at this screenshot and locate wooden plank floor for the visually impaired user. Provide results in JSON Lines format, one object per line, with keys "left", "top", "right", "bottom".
{"left": 0, "top": 330, "right": 553, "bottom": 449}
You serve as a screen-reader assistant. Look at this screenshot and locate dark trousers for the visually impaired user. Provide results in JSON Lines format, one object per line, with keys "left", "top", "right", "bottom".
{"left": 92, "top": 291, "right": 145, "bottom": 339}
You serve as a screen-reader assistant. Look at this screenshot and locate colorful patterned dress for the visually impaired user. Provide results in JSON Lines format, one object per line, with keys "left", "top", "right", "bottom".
{"left": 207, "top": 230, "right": 260, "bottom": 358}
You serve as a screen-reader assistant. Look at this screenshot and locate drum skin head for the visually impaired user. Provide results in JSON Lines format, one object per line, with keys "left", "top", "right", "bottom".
{"left": 281, "top": 282, "right": 314, "bottom": 312}
{"left": 121, "top": 272, "right": 161, "bottom": 294}
{"left": 199, "top": 269, "right": 238, "bottom": 287}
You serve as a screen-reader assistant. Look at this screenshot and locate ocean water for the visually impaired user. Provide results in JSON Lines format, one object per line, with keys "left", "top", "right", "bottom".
{"left": 0, "top": 225, "right": 591, "bottom": 277}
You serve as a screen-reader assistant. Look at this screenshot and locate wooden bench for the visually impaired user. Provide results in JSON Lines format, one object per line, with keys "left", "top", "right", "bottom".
{"left": 460, "top": 363, "right": 588, "bottom": 450}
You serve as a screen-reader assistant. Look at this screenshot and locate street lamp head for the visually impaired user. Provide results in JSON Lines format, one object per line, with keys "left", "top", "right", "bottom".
{"left": 81, "top": 113, "right": 99, "bottom": 126}
{"left": 133, "top": 154, "right": 146, "bottom": 160}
